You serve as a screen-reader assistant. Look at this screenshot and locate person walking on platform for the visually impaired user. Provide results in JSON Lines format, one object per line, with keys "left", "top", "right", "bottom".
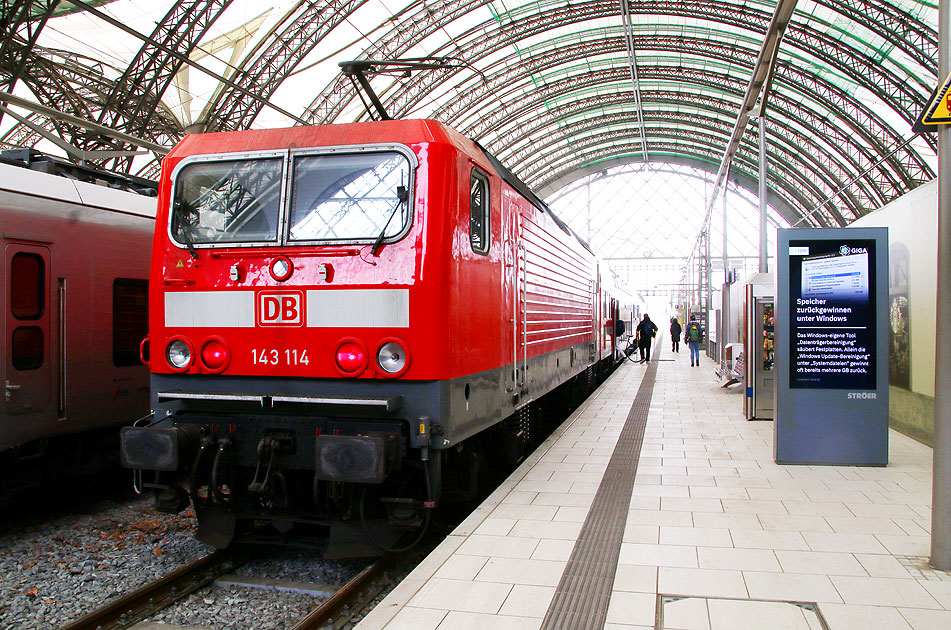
{"left": 670, "top": 317, "right": 682, "bottom": 353}
{"left": 686, "top": 318, "right": 703, "bottom": 366}
{"left": 635, "top": 313, "right": 658, "bottom": 363}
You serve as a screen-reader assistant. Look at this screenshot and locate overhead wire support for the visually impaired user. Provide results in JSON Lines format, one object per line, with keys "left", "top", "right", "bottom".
{"left": 338, "top": 58, "right": 462, "bottom": 122}
{"left": 620, "top": 0, "right": 648, "bottom": 162}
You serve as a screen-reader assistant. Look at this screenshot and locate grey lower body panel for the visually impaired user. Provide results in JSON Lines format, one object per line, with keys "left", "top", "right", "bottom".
{"left": 149, "top": 340, "right": 606, "bottom": 453}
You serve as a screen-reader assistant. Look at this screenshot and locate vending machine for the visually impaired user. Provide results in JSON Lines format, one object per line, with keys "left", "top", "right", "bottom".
{"left": 744, "top": 274, "right": 775, "bottom": 420}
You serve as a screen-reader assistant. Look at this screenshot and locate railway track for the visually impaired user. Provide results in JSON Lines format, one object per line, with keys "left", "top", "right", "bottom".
{"left": 57, "top": 549, "right": 398, "bottom": 630}
{"left": 59, "top": 549, "right": 240, "bottom": 630}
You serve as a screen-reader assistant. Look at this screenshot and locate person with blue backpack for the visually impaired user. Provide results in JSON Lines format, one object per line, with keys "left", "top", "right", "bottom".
{"left": 686, "top": 318, "right": 703, "bottom": 366}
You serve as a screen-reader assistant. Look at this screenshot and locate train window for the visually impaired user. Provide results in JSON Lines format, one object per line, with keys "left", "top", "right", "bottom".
{"left": 289, "top": 152, "right": 411, "bottom": 243}
{"left": 11, "top": 253, "right": 44, "bottom": 319}
{"left": 12, "top": 326, "right": 43, "bottom": 370}
{"left": 172, "top": 158, "right": 282, "bottom": 245}
{"left": 113, "top": 279, "right": 148, "bottom": 367}
{"left": 470, "top": 169, "right": 490, "bottom": 254}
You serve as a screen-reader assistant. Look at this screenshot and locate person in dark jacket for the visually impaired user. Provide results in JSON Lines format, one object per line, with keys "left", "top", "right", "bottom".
{"left": 635, "top": 314, "right": 658, "bottom": 363}
{"left": 670, "top": 317, "right": 682, "bottom": 353}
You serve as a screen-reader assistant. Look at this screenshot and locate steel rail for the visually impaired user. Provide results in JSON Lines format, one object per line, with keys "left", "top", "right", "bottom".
{"left": 58, "top": 550, "right": 237, "bottom": 630}
{"left": 290, "top": 554, "right": 396, "bottom": 630}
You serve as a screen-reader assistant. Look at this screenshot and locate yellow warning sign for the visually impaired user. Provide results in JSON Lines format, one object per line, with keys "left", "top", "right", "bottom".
{"left": 176, "top": 259, "right": 184, "bottom": 267}
{"left": 914, "top": 72, "right": 951, "bottom": 133}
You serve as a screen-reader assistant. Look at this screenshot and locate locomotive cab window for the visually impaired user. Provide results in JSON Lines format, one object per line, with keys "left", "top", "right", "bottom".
{"left": 288, "top": 151, "right": 412, "bottom": 244}
{"left": 470, "top": 169, "right": 490, "bottom": 254}
{"left": 171, "top": 157, "right": 283, "bottom": 246}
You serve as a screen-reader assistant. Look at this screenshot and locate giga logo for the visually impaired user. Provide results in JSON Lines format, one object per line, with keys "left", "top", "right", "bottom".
{"left": 257, "top": 291, "right": 304, "bottom": 326}
{"left": 847, "top": 392, "right": 877, "bottom": 400}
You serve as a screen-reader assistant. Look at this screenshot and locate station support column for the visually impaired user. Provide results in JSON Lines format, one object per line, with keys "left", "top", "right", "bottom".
{"left": 933, "top": 0, "right": 951, "bottom": 571}
{"left": 758, "top": 115, "right": 768, "bottom": 274}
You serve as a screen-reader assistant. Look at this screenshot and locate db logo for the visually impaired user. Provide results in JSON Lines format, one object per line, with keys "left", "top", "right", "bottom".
{"left": 257, "top": 291, "right": 304, "bottom": 326}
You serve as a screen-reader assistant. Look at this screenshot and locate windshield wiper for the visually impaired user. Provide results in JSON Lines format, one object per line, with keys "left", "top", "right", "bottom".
{"left": 173, "top": 201, "right": 200, "bottom": 260}
{"left": 370, "top": 185, "right": 408, "bottom": 257}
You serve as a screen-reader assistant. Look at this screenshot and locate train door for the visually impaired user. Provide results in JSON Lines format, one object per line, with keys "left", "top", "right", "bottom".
{"left": 4, "top": 243, "right": 52, "bottom": 416}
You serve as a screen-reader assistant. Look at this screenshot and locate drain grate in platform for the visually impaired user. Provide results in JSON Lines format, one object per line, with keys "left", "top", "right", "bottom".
{"left": 658, "top": 595, "right": 828, "bottom": 630}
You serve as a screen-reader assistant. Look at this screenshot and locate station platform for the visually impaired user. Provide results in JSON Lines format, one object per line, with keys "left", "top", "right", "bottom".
{"left": 356, "top": 345, "right": 949, "bottom": 630}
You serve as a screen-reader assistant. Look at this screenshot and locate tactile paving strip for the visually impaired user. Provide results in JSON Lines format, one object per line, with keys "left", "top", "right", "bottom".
{"left": 539, "top": 350, "right": 659, "bottom": 630}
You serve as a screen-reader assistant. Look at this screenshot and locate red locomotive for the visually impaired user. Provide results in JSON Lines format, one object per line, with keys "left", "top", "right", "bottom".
{"left": 121, "top": 120, "right": 632, "bottom": 550}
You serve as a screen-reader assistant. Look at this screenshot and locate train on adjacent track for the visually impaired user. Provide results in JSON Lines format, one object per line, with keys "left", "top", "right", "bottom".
{"left": 120, "top": 120, "right": 636, "bottom": 552}
{"left": 1, "top": 150, "right": 156, "bottom": 502}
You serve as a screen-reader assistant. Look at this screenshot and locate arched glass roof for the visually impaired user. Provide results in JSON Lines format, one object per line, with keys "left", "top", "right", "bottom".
{"left": 0, "top": 0, "right": 939, "bottom": 231}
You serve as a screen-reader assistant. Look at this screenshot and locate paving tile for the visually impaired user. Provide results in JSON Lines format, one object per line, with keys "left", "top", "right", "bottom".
{"left": 721, "top": 499, "right": 788, "bottom": 515}
{"left": 757, "top": 514, "right": 834, "bottom": 533}
{"left": 898, "top": 607, "right": 951, "bottom": 630}
{"left": 455, "top": 535, "right": 540, "bottom": 559}
{"left": 853, "top": 553, "right": 912, "bottom": 578}
{"left": 619, "top": 543, "right": 698, "bottom": 568}
{"left": 605, "top": 591, "right": 657, "bottom": 627}
{"left": 774, "top": 550, "right": 868, "bottom": 576}
{"left": 408, "top": 578, "right": 513, "bottom": 613}
{"left": 507, "top": 519, "right": 583, "bottom": 541}
{"left": 530, "top": 538, "right": 576, "bottom": 561}
{"left": 829, "top": 576, "right": 942, "bottom": 608}
{"left": 921, "top": 580, "right": 951, "bottom": 609}
{"left": 434, "top": 554, "right": 489, "bottom": 581}
{"left": 498, "top": 584, "right": 556, "bottom": 618}
{"left": 697, "top": 547, "right": 781, "bottom": 572}
{"left": 660, "top": 526, "right": 733, "bottom": 548}
{"left": 623, "top": 524, "right": 661, "bottom": 544}
{"left": 743, "top": 571, "right": 843, "bottom": 603}
{"left": 730, "top": 530, "right": 810, "bottom": 551}
{"left": 824, "top": 516, "right": 907, "bottom": 535}
{"left": 692, "top": 512, "right": 763, "bottom": 531}
{"left": 612, "top": 564, "right": 658, "bottom": 593}
{"left": 658, "top": 567, "right": 749, "bottom": 599}
{"left": 531, "top": 491, "right": 594, "bottom": 507}
{"left": 435, "top": 611, "right": 541, "bottom": 630}
{"left": 626, "top": 509, "right": 694, "bottom": 527}
{"left": 476, "top": 557, "right": 567, "bottom": 587}
{"left": 815, "top": 603, "right": 913, "bottom": 630}
{"left": 801, "top": 532, "right": 888, "bottom": 554}
{"left": 874, "top": 534, "right": 931, "bottom": 556}
{"left": 380, "top": 606, "right": 448, "bottom": 630}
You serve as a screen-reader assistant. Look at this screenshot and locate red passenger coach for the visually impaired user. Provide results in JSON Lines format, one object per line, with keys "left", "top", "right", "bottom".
{"left": 121, "top": 120, "right": 628, "bottom": 550}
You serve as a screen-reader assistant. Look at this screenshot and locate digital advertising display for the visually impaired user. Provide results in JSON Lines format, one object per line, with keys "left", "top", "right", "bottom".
{"left": 788, "top": 239, "right": 876, "bottom": 390}
{"left": 775, "top": 227, "right": 888, "bottom": 466}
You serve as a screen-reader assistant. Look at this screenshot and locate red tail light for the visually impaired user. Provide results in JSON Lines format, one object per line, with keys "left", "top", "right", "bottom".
{"left": 335, "top": 339, "right": 367, "bottom": 376}
{"left": 200, "top": 337, "right": 231, "bottom": 373}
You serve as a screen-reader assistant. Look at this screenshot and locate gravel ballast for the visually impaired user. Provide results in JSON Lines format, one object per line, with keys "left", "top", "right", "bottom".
{"left": 0, "top": 493, "right": 210, "bottom": 629}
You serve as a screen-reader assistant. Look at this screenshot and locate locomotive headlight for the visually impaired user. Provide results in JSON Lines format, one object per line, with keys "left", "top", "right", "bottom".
{"left": 335, "top": 339, "right": 368, "bottom": 376}
{"left": 166, "top": 339, "right": 193, "bottom": 370}
{"left": 376, "top": 339, "right": 410, "bottom": 377}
